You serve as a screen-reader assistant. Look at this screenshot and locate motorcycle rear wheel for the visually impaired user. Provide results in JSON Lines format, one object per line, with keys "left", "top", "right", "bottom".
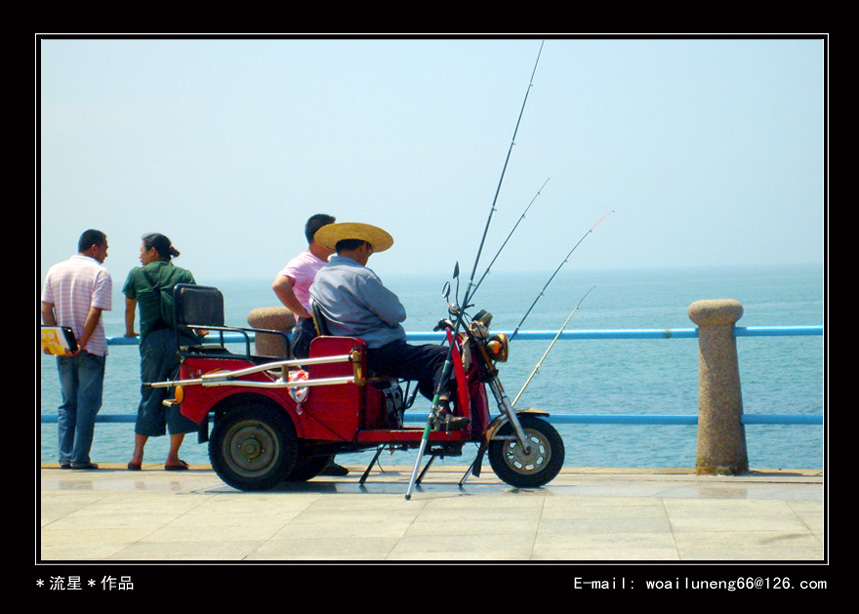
{"left": 210, "top": 403, "right": 298, "bottom": 491}
{"left": 488, "top": 414, "right": 565, "bottom": 488}
{"left": 284, "top": 453, "right": 335, "bottom": 482}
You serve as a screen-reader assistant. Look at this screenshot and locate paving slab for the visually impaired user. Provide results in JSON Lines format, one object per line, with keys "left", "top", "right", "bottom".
{"left": 38, "top": 463, "right": 825, "bottom": 564}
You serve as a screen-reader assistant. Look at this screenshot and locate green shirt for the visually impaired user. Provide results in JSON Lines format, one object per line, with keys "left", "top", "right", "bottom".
{"left": 122, "top": 260, "right": 196, "bottom": 340}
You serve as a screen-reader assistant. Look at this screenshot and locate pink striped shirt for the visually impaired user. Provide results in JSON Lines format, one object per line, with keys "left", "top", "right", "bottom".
{"left": 41, "top": 255, "right": 113, "bottom": 356}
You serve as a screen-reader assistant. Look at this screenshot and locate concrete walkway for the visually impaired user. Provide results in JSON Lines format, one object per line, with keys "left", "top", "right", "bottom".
{"left": 38, "top": 463, "right": 825, "bottom": 562}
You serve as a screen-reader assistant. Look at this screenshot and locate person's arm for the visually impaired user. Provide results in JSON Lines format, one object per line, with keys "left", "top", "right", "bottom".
{"left": 272, "top": 274, "right": 311, "bottom": 319}
{"left": 77, "top": 306, "right": 104, "bottom": 353}
{"left": 41, "top": 301, "right": 57, "bottom": 327}
{"left": 124, "top": 298, "right": 138, "bottom": 337}
{"left": 360, "top": 275, "right": 406, "bottom": 326}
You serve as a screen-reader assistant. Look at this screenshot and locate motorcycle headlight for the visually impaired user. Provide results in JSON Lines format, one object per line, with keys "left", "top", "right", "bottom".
{"left": 486, "top": 333, "right": 509, "bottom": 362}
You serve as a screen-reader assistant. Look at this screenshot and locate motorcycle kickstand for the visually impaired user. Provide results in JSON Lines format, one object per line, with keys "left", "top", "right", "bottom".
{"left": 359, "top": 446, "right": 385, "bottom": 485}
{"left": 415, "top": 453, "right": 437, "bottom": 485}
{"left": 459, "top": 448, "right": 485, "bottom": 487}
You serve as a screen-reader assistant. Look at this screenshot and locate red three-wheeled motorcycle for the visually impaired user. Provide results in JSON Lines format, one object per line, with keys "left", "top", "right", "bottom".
{"left": 153, "top": 278, "right": 565, "bottom": 494}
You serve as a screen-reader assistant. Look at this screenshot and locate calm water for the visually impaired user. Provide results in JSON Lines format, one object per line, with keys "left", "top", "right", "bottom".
{"left": 39, "top": 264, "right": 825, "bottom": 470}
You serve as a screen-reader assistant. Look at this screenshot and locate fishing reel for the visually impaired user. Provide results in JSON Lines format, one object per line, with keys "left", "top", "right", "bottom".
{"left": 468, "top": 309, "right": 492, "bottom": 339}
{"left": 466, "top": 310, "right": 508, "bottom": 362}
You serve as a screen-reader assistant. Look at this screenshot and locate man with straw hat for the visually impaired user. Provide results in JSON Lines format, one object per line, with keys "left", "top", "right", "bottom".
{"left": 310, "top": 222, "right": 467, "bottom": 430}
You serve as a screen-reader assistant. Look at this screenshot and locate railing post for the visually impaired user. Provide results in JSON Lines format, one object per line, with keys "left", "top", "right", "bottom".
{"left": 688, "top": 299, "right": 749, "bottom": 475}
{"left": 246, "top": 307, "right": 293, "bottom": 357}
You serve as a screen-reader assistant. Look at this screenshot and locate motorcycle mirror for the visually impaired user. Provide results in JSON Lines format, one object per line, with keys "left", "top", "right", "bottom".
{"left": 452, "top": 262, "right": 460, "bottom": 279}
{"left": 441, "top": 281, "right": 451, "bottom": 301}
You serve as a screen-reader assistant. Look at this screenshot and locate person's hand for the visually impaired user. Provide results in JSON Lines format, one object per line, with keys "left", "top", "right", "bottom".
{"left": 70, "top": 338, "right": 86, "bottom": 356}
{"left": 42, "top": 345, "right": 79, "bottom": 357}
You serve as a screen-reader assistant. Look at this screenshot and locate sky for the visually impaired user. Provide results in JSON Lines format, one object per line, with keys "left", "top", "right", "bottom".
{"left": 38, "top": 35, "right": 826, "bottom": 286}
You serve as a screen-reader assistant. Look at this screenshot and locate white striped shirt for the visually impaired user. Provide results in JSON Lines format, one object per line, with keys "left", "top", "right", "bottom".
{"left": 41, "top": 255, "right": 113, "bottom": 356}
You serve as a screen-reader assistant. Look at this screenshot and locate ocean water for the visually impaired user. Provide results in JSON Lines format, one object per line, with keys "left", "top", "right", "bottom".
{"left": 39, "top": 263, "right": 825, "bottom": 471}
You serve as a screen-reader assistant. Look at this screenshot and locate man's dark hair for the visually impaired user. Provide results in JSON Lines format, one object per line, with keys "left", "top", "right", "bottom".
{"left": 78, "top": 229, "right": 107, "bottom": 253}
{"left": 306, "top": 214, "right": 336, "bottom": 244}
{"left": 335, "top": 239, "right": 369, "bottom": 253}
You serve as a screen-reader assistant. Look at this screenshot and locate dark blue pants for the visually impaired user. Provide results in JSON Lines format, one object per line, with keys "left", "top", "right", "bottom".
{"left": 367, "top": 339, "right": 454, "bottom": 401}
{"left": 135, "top": 328, "right": 198, "bottom": 437}
{"left": 291, "top": 317, "right": 317, "bottom": 359}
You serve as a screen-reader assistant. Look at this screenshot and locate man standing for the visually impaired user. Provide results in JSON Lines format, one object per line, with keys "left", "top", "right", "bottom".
{"left": 272, "top": 214, "right": 335, "bottom": 359}
{"left": 41, "top": 229, "right": 113, "bottom": 469}
{"left": 272, "top": 213, "right": 350, "bottom": 476}
{"left": 310, "top": 222, "right": 467, "bottom": 430}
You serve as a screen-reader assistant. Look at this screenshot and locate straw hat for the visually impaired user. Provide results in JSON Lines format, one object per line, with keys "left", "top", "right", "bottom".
{"left": 314, "top": 222, "right": 394, "bottom": 252}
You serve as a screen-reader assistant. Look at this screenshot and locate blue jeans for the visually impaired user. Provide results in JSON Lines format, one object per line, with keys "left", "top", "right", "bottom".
{"left": 56, "top": 351, "right": 106, "bottom": 466}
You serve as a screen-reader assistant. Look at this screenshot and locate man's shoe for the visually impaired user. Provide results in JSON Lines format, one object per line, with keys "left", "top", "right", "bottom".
{"left": 70, "top": 462, "right": 99, "bottom": 470}
{"left": 433, "top": 412, "right": 470, "bottom": 432}
{"left": 321, "top": 462, "right": 349, "bottom": 476}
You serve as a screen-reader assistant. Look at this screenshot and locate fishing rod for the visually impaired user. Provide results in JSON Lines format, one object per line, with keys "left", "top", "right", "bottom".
{"left": 462, "top": 39, "right": 545, "bottom": 310}
{"left": 509, "top": 210, "right": 613, "bottom": 341}
{"left": 406, "top": 40, "right": 545, "bottom": 501}
{"left": 470, "top": 177, "right": 550, "bottom": 298}
{"left": 511, "top": 285, "right": 596, "bottom": 407}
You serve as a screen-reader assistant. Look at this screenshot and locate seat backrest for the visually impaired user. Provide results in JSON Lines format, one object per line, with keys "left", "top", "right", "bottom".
{"left": 173, "top": 284, "right": 225, "bottom": 329}
{"left": 310, "top": 300, "right": 331, "bottom": 336}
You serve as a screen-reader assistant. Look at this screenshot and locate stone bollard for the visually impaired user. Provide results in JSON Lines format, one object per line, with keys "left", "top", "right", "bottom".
{"left": 247, "top": 307, "right": 294, "bottom": 358}
{"left": 688, "top": 299, "right": 749, "bottom": 475}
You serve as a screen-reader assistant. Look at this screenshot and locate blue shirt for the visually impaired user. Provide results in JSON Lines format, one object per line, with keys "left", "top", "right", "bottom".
{"left": 309, "top": 255, "right": 407, "bottom": 348}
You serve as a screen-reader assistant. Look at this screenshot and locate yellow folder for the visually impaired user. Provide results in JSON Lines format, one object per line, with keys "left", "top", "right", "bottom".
{"left": 40, "top": 326, "right": 78, "bottom": 355}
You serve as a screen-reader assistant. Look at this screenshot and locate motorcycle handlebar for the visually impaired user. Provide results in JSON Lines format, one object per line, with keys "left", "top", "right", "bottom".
{"left": 433, "top": 319, "right": 455, "bottom": 332}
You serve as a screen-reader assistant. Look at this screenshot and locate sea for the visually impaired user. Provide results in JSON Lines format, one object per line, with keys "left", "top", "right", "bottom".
{"left": 38, "top": 263, "right": 825, "bottom": 471}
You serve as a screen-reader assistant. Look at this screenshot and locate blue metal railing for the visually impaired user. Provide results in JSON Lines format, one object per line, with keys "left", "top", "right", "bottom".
{"left": 101, "top": 324, "right": 822, "bottom": 344}
{"left": 40, "top": 325, "right": 824, "bottom": 427}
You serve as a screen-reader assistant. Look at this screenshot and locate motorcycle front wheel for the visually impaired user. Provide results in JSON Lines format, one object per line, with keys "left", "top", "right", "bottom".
{"left": 488, "top": 414, "right": 565, "bottom": 488}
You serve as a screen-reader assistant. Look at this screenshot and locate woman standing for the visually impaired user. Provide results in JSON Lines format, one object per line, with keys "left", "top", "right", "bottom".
{"left": 123, "top": 233, "right": 199, "bottom": 470}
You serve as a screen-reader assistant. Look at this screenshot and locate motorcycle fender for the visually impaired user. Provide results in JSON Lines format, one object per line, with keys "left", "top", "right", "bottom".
{"left": 481, "top": 408, "right": 550, "bottom": 445}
